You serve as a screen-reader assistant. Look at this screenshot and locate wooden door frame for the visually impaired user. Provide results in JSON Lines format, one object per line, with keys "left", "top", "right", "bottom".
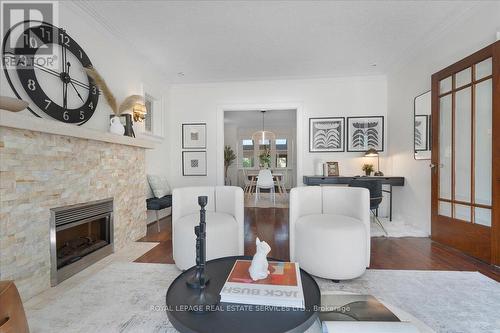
{"left": 431, "top": 40, "right": 499, "bottom": 265}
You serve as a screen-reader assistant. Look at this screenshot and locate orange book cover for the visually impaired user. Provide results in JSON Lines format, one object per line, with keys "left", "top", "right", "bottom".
{"left": 226, "top": 260, "right": 298, "bottom": 286}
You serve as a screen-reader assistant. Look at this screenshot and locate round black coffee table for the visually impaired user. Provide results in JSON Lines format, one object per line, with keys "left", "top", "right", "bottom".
{"left": 166, "top": 256, "right": 321, "bottom": 333}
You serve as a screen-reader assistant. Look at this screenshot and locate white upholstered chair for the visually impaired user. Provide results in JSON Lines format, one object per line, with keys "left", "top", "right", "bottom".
{"left": 255, "top": 169, "right": 275, "bottom": 204}
{"left": 172, "top": 186, "right": 244, "bottom": 270}
{"left": 289, "top": 186, "right": 370, "bottom": 280}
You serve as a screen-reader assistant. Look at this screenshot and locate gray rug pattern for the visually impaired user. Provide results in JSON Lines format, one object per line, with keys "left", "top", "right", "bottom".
{"left": 26, "top": 263, "right": 499, "bottom": 333}
{"left": 315, "top": 270, "right": 500, "bottom": 333}
{"left": 27, "top": 263, "right": 178, "bottom": 333}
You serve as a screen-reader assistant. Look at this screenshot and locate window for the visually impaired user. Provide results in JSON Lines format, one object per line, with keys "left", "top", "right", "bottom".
{"left": 275, "top": 139, "right": 288, "bottom": 168}
{"left": 242, "top": 139, "right": 254, "bottom": 168}
{"left": 276, "top": 154, "right": 287, "bottom": 168}
{"left": 144, "top": 94, "right": 154, "bottom": 132}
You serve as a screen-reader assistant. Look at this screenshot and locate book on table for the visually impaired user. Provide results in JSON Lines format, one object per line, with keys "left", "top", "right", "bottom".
{"left": 219, "top": 259, "right": 305, "bottom": 309}
{"left": 318, "top": 294, "right": 399, "bottom": 322}
{"left": 319, "top": 294, "right": 419, "bottom": 333}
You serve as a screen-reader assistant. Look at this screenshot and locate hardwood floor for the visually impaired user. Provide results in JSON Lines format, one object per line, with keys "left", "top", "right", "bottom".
{"left": 135, "top": 218, "right": 173, "bottom": 264}
{"left": 134, "top": 208, "right": 500, "bottom": 282}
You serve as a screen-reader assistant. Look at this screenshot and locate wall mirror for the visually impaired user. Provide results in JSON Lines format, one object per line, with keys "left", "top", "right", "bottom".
{"left": 414, "top": 90, "right": 431, "bottom": 160}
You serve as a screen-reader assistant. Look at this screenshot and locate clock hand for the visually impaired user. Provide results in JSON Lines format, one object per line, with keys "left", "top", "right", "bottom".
{"left": 33, "top": 64, "right": 90, "bottom": 90}
{"left": 34, "top": 63, "right": 59, "bottom": 77}
{"left": 63, "top": 82, "right": 68, "bottom": 110}
{"left": 60, "top": 39, "right": 68, "bottom": 110}
{"left": 66, "top": 62, "right": 85, "bottom": 103}
{"left": 69, "top": 81, "right": 85, "bottom": 103}
{"left": 70, "top": 78, "right": 91, "bottom": 91}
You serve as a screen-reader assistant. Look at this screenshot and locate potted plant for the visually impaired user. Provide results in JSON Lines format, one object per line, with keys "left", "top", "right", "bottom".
{"left": 259, "top": 147, "right": 271, "bottom": 168}
{"left": 224, "top": 145, "right": 236, "bottom": 185}
{"left": 362, "top": 164, "right": 374, "bottom": 176}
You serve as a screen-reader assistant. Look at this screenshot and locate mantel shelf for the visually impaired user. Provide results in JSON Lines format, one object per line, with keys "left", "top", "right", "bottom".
{"left": 0, "top": 110, "right": 155, "bottom": 149}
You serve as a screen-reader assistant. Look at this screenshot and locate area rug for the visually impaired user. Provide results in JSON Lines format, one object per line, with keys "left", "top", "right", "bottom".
{"left": 25, "top": 263, "right": 499, "bottom": 333}
{"left": 244, "top": 192, "right": 289, "bottom": 208}
{"left": 370, "top": 217, "right": 428, "bottom": 237}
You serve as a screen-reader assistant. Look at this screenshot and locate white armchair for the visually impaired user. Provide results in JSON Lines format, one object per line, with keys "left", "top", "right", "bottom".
{"left": 172, "top": 186, "right": 244, "bottom": 270}
{"left": 289, "top": 186, "right": 370, "bottom": 280}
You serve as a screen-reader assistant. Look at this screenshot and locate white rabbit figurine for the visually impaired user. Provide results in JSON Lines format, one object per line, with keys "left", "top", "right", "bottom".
{"left": 249, "top": 237, "right": 271, "bottom": 281}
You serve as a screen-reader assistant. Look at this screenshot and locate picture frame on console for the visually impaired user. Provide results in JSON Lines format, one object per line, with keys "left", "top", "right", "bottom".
{"left": 326, "top": 161, "right": 340, "bottom": 176}
{"left": 182, "top": 151, "right": 207, "bottom": 176}
{"left": 182, "top": 123, "right": 207, "bottom": 149}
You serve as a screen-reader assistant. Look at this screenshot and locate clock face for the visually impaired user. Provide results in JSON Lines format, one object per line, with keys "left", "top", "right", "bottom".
{"left": 2, "top": 21, "right": 98, "bottom": 124}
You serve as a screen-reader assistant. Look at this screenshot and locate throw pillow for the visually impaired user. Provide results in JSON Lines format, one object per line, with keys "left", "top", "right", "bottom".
{"left": 147, "top": 175, "right": 171, "bottom": 198}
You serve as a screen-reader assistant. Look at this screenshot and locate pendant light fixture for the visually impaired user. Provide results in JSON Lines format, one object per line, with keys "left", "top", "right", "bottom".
{"left": 251, "top": 110, "right": 275, "bottom": 145}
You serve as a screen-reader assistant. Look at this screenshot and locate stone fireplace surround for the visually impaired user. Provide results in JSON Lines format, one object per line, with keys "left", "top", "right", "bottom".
{"left": 0, "top": 111, "right": 154, "bottom": 300}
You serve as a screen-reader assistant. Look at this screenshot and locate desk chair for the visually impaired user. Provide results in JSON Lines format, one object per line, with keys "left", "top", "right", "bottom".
{"left": 349, "top": 179, "right": 387, "bottom": 236}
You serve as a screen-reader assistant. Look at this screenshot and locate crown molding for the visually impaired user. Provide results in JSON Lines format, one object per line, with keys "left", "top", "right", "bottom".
{"left": 62, "top": 1, "right": 171, "bottom": 84}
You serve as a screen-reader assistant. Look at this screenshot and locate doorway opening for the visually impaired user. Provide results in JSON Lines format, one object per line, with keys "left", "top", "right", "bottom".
{"left": 224, "top": 109, "right": 296, "bottom": 259}
{"left": 224, "top": 109, "right": 297, "bottom": 208}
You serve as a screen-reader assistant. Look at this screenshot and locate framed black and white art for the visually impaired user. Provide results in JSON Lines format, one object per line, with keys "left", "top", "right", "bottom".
{"left": 309, "top": 117, "right": 345, "bottom": 152}
{"left": 182, "top": 123, "right": 206, "bottom": 149}
{"left": 414, "top": 115, "right": 428, "bottom": 151}
{"left": 182, "top": 151, "right": 207, "bottom": 176}
{"left": 347, "top": 116, "right": 384, "bottom": 152}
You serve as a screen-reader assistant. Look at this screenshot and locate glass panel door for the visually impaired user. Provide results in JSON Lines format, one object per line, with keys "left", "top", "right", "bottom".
{"left": 432, "top": 41, "right": 498, "bottom": 264}
{"left": 436, "top": 60, "right": 493, "bottom": 224}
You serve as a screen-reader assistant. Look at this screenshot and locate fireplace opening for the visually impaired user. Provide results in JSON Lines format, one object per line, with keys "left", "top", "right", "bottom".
{"left": 56, "top": 216, "right": 110, "bottom": 269}
{"left": 50, "top": 198, "right": 114, "bottom": 286}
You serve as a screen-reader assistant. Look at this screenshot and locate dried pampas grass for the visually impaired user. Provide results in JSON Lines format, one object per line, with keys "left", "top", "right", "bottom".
{"left": 84, "top": 66, "right": 144, "bottom": 116}
{"left": 84, "top": 66, "right": 118, "bottom": 115}
{"left": 118, "top": 95, "right": 144, "bottom": 114}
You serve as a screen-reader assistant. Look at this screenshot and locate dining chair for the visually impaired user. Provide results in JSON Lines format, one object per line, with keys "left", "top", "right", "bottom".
{"left": 255, "top": 169, "right": 275, "bottom": 205}
{"left": 242, "top": 169, "right": 255, "bottom": 194}
{"left": 277, "top": 171, "right": 287, "bottom": 196}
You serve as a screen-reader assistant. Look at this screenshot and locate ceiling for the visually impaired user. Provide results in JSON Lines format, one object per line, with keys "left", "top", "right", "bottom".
{"left": 224, "top": 110, "right": 296, "bottom": 129}
{"left": 75, "top": 1, "right": 479, "bottom": 83}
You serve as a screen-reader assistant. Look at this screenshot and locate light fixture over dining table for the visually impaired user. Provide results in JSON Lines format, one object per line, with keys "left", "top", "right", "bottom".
{"left": 251, "top": 110, "right": 275, "bottom": 144}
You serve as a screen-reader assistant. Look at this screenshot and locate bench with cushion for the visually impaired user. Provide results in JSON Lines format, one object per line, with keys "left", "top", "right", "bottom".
{"left": 147, "top": 175, "right": 172, "bottom": 232}
{"left": 146, "top": 195, "right": 172, "bottom": 232}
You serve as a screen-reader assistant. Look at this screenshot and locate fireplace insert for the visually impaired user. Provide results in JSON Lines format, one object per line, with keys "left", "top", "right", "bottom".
{"left": 50, "top": 198, "right": 114, "bottom": 286}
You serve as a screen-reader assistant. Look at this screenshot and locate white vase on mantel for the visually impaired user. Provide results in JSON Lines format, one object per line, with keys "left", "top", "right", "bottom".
{"left": 109, "top": 116, "right": 125, "bottom": 135}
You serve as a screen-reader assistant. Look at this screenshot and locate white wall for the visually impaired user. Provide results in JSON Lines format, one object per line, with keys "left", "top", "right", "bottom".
{"left": 387, "top": 2, "right": 500, "bottom": 234}
{"left": 0, "top": 2, "right": 171, "bottom": 198}
{"left": 167, "top": 76, "right": 387, "bottom": 189}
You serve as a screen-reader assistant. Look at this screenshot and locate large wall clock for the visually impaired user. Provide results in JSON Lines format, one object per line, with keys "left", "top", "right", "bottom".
{"left": 2, "top": 20, "right": 99, "bottom": 125}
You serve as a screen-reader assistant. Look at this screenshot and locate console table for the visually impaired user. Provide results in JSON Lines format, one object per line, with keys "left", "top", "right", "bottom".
{"left": 303, "top": 176, "right": 405, "bottom": 221}
{"left": 166, "top": 256, "right": 321, "bottom": 333}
